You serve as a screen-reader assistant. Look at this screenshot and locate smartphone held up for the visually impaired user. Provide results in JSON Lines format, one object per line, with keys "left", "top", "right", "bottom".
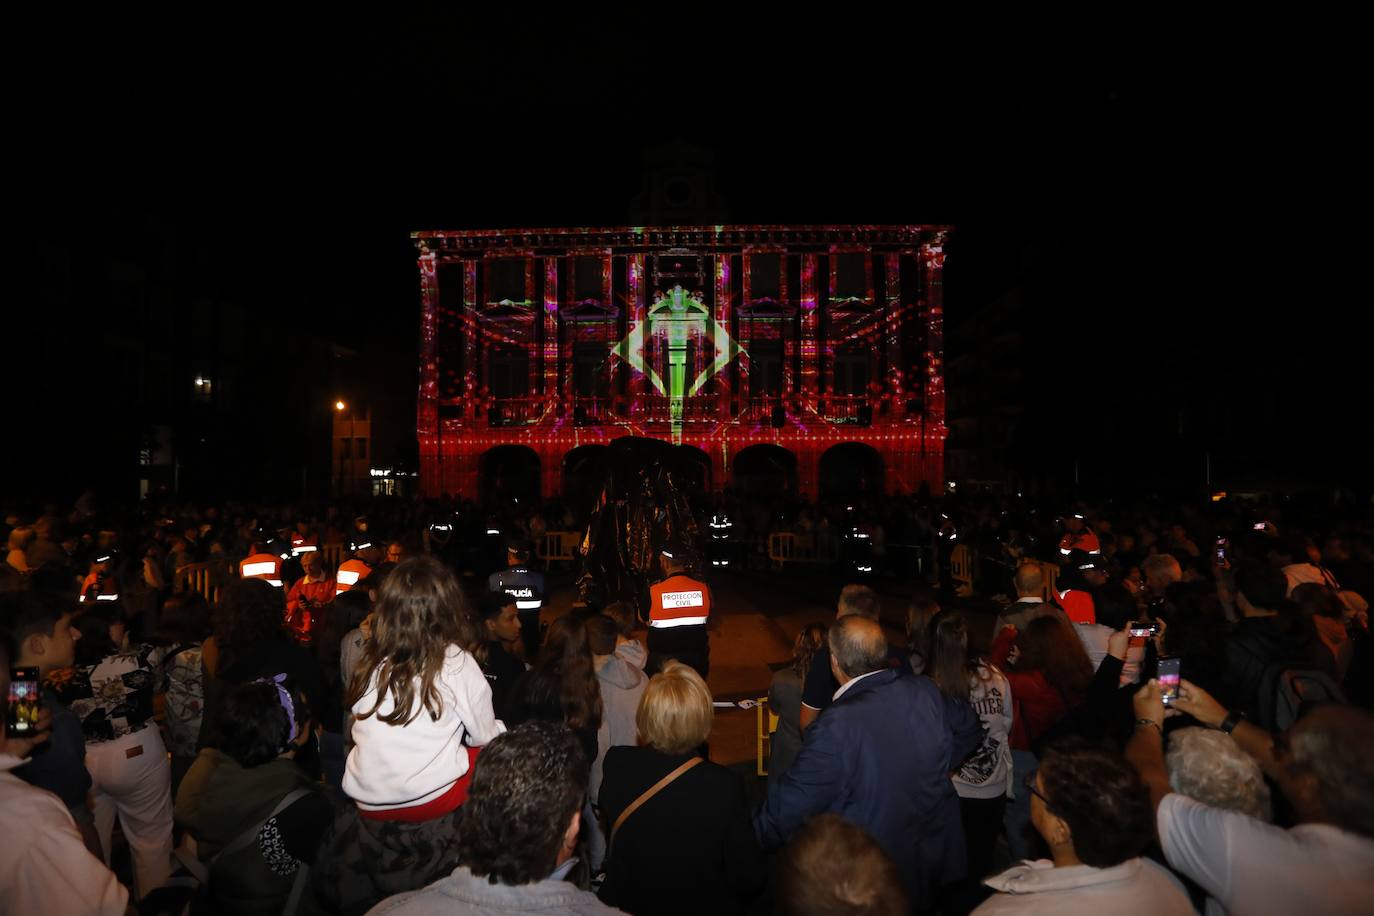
{"left": 6, "top": 667, "right": 42, "bottom": 736}
{"left": 1157, "top": 657, "right": 1181, "bottom": 706}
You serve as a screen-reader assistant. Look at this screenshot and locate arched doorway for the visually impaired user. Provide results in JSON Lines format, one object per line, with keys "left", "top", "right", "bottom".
{"left": 675, "top": 445, "right": 711, "bottom": 494}
{"left": 479, "top": 446, "right": 541, "bottom": 508}
{"left": 562, "top": 445, "right": 612, "bottom": 518}
{"left": 733, "top": 444, "right": 798, "bottom": 503}
{"left": 819, "top": 443, "right": 885, "bottom": 504}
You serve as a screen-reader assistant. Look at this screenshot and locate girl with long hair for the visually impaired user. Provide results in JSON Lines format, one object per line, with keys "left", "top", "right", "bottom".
{"left": 926, "top": 609, "right": 1014, "bottom": 893}
{"left": 342, "top": 555, "right": 503, "bottom": 819}
{"left": 315, "top": 558, "right": 506, "bottom": 916}
{"left": 906, "top": 591, "right": 940, "bottom": 675}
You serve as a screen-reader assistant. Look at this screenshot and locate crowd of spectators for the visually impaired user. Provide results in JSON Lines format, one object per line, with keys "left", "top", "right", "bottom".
{"left": 2, "top": 484, "right": 1373, "bottom": 914}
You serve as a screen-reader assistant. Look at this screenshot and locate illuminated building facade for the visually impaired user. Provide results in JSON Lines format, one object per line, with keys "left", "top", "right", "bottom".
{"left": 412, "top": 225, "right": 949, "bottom": 501}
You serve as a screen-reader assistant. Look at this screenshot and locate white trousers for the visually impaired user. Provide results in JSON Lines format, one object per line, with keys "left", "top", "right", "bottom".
{"left": 86, "top": 725, "right": 173, "bottom": 899}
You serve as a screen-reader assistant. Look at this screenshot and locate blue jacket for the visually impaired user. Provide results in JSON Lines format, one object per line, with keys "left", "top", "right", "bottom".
{"left": 754, "top": 668, "right": 982, "bottom": 907}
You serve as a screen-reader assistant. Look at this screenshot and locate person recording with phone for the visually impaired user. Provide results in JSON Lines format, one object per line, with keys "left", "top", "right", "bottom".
{"left": 2, "top": 591, "right": 104, "bottom": 857}
{"left": 1126, "top": 676, "right": 1374, "bottom": 916}
{"left": 0, "top": 638, "right": 130, "bottom": 915}
{"left": 285, "top": 550, "right": 335, "bottom": 644}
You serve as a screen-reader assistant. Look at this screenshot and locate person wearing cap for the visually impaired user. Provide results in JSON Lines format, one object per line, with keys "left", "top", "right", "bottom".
{"left": 1058, "top": 511, "right": 1101, "bottom": 559}
{"left": 488, "top": 537, "right": 546, "bottom": 656}
{"left": 1052, "top": 550, "right": 1102, "bottom": 625}
{"left": 646, "top": 542, "right": 712, "bottom": 677}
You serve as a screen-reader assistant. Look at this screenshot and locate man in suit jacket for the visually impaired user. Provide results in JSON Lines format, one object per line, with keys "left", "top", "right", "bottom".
{"left": 755, "top": 616, "right": 982, "bottom": 909}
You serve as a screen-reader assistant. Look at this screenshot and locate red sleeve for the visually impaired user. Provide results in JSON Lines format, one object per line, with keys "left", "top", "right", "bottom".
{"left": 990, "top": 625, "right": 1018, "bottom": 668}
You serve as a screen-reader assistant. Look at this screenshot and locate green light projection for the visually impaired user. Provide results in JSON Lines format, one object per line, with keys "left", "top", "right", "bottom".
{"left": 609, "top": 284, "right": 745, "bottom": 443}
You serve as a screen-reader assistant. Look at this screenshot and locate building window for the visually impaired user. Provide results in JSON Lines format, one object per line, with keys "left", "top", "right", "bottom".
{"left": 487, "top": 258, "right": 527, "bottom": 304}
{"left": 356, "top": 438, "right": 367, "bottom": 460}
{"left": 193, "top": 375, "right": 213, "bottom": 400}
{"left": 834, "top": 253, "right": 868, "bottom": 299}
{"left": 341, "top": 438, "right": 352, "bottom": 459}
{"left": 573, "top": 344, "right": 609, "bottom": 398}
{"left": 489, "top": 345, "right": 530, "bottom": 398}
{"left": 749, "top": 253, "right": 781, "bottom": 299}
{"left": 574, "top": 256, "right": 604, "bottom": 301}
{"left": 832, "top": 347, "right": 870, "bottom": 395}
{"left": 751, "top": 339, "right": 785, "bottom": 397}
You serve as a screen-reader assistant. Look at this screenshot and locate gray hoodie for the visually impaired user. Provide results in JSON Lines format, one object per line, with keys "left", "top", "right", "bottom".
{"left": 591, "top": 641, "right": 649, "bottom": 805}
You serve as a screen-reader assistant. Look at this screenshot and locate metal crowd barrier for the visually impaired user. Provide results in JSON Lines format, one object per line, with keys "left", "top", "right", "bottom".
{"left": 173, "top": 560, "right": 231, "bottom": 605}
{"left": 535, "top": 531, "right": 579, "bottom": 569}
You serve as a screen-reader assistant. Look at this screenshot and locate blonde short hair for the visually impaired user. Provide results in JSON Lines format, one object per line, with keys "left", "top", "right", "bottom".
{"left": 636, "top": 661, "right": 713, "bottom": 755}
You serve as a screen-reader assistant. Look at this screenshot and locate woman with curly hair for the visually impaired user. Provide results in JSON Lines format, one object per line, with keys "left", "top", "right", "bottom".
{"left": 767, "top": 623, "right": 827, "bottom": 787}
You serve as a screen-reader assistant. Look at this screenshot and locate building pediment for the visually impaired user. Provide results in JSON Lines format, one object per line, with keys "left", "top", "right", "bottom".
{"left": 564, "top": 299, "right": 620, "bottom": 319}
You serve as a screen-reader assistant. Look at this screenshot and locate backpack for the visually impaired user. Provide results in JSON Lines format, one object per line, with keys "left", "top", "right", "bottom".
{"left": 147, "top": 787, "right": 315, "bottom": 916}
{"left": 1254, "top": 662, "right": 1347, "bottom": 732}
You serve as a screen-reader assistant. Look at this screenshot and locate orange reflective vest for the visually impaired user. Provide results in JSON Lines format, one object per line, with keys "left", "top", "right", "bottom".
{"left": 240, "top": 553, "right": 284, "bottom": 588}
{"left": 649, "top": 574, "right": 711, "bottom": 629}
{"left": 78, "top": 572, "right": 119, "bottom": 603}
{"left": 1058, "top": 530, "right": 1101, "bottom": 557}
{"left": 335, "top": 558, "right": 372, "bottom": 596}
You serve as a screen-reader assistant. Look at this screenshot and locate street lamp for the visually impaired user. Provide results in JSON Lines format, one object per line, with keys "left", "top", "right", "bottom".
{"left": 335, "top": 400, "right": 357, "bottom": 497}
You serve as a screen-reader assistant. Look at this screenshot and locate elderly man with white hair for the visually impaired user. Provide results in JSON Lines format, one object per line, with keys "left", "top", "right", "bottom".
{"left": 1167, "top": 726, "right": 1271, "bottom": 820}
{"left": 1128, "top": 677, "right": 1374, "bottom": 916}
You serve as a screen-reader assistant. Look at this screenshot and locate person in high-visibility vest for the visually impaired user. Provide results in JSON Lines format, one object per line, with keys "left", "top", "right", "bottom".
{"left": 290, "top": 523, "right": 319, "bottom": 559}
{"left": 647, "top": 542, "right": 711, "bottom": 677}
{"left": 488, "top": 537, "right": 545, "bottom": 655}
{"left": 239, "top": 531, "right": 285, "bottom": 588}
{"left": 78, "top": 551, "right": 120, "bottom": 603}
{"left": 1058, "top": 511, "right": 1101, "bottom": 559}
{"left": 336, "top": 556, "right": 372, "bottom": 598}
{"left": 346, "top": 517, "right": 384, "bottom": 567}
{"left": 285, "top": 550, "right": 335, "bottom": 643}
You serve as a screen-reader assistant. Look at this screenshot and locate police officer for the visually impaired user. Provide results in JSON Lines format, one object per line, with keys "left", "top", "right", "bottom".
{"left": 647, "top": 540, "right": 711, "bottom": 677}
{"left": 488, "top": 537, "right": 545, "bottom": 655}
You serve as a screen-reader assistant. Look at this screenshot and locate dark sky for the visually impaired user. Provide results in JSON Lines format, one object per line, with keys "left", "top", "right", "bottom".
{"left": 7, "top": 8, "right": 1365, "bottom": 498}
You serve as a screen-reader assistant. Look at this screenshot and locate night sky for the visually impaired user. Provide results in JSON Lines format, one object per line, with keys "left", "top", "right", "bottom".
{"left": 6, "top": 9, "right": 1364, "bottom": 503}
